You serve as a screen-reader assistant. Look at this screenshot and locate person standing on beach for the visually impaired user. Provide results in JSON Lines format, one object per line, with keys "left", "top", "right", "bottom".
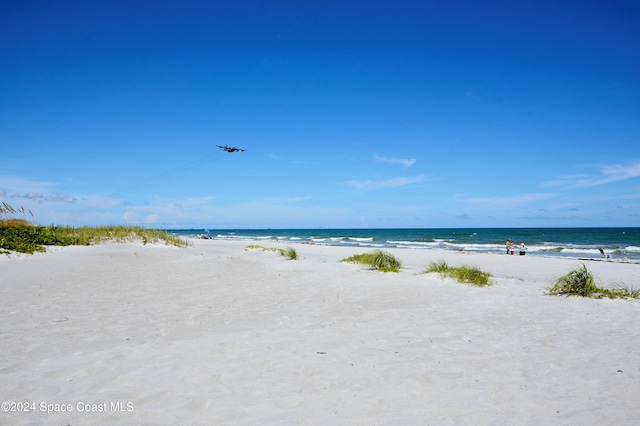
{"left": 506, "top": 238, "right": 512, "bottom": 254}
{"left": 519, "top": 243, "right": 527, "bottom": 256}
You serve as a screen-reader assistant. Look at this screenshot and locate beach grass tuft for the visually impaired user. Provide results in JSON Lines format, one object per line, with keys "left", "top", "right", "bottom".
{"left": 548, "top": 263, "right": 639, "bottom": 299}
{"left": 424, "top": 260, "right": 492, "bottom": 287}
{"left": 425, "top": 259, "right": 450, "bottom": 274}
{"left": 282, "top": 247, "right": 298, "bottom": 260}
{"left": 613, "top": 283, "right": 640, "bottom": 299}
{"left": 340, "top": 250, "right": 402, "bottom": 272}
{"left": 245, "top": 245, "right": 298, "bottom": 260}
{"left": 1, "top": 202, "right": 34, "bottom": 223}
{"left": 548, "top": 263, "right": 597, "bottom": 297}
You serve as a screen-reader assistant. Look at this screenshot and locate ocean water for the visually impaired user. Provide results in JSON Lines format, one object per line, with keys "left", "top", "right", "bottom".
{"left": 170, "top": 228, "right": 640, "bottom": 262}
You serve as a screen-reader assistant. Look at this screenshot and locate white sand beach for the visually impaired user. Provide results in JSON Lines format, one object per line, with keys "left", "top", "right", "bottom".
{"left": 1, "top": 239, "right": 639, "bottom": 425}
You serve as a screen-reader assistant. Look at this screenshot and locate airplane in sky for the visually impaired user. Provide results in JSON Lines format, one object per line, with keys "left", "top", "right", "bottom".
{"left": 217, "top": 145, "right": 246, "bottom": 153}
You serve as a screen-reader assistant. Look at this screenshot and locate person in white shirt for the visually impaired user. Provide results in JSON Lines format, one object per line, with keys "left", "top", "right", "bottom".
{"left": 519, "top": 243, "right": 527, "bottom": 256}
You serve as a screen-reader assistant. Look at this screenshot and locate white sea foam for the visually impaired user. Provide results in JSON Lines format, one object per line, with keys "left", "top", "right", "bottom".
{"left": 559, "top": 248, "right": 602, "bottom": 255}
{"left": 388, "top": 240, "right": 436, "bottom": 247}
{"left": 196, "top": 229, "right": 639, "bottom": 261}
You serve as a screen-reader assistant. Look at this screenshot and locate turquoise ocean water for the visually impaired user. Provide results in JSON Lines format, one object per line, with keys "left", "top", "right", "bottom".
{"left": 170, "top": 228, "right": 640, "bottom": 262}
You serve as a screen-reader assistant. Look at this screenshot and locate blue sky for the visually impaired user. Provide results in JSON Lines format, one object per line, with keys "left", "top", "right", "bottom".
{"left": 1, "top": 0, "right": 639, "bottom": 229}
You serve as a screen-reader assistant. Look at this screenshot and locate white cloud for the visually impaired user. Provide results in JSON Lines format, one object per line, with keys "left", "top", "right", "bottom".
{"left": 599, "top": 162, "right": 640, "bottom": 184}
{"left": 123, "top": 211, "right": 138, "bottom": 222}
{"left": 0, "top": 176, "right": 76, "bottom": 203}
{"left": 144, "top": 214, "right": 160, "bottom": 224}
{"left": 463, "top": 192, "right": 557, "bottom": 207}
{"left": 15, "top": 192, "right": 76, "bottom": 203}
{"left": 243, "top": 196, "right": 311, "bottom": 206}
{"left": 375, "top": 155, "right": 416, "bottom": 169}
{"left": 543, "top": 161, "right": 640, "bottom": 189}
{"left": 0, "top": 176, "right": 56, "bottom": 193}
{"left": 344, "top": 175, "right": 426, "bottom": 191}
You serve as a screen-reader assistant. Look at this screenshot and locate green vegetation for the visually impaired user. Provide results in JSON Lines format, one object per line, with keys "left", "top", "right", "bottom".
{"left": 1, "top": 203, "right": 188, "bottom": 255}
{"left": 424, "top": 259, "right": 492, "bottom": 287}
{"left": 548, "top": 263, "right": 639, "bottom": 299}
{"left": 1, "top": 202, "right": 33, "bottom": 225}
{"left": 246, "top": 244, "right": 272, "bottom": 251}
{"left": 425, "top": 259, "right": 450, "bottom": 274}
{"left": 245, "top": 245, "right": 298, "bottom": 260}
{"left": 612, "top": 283, "right": 640, "bottom": 299}
{"left": 340, "top": 250, "right": 402, "bottom": 272}
{"left": 282, "top": 247, "right": 298, "bottom": 260}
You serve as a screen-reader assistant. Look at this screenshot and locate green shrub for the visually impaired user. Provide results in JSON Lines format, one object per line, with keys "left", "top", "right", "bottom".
{"left": 0, "top": 224, "right": 48, "bottom": 254}
{"left": 340, "top": 250, "right": 402, "bottom": 272}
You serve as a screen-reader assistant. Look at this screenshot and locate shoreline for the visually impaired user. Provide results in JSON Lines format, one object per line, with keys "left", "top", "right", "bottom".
{"left": 192, "top": 234, "right": 640, "bottom": 264}
{"left": 182, "top": 226, "right": 640, "bottom": 263}
{"left": 2, "top": 240, "right": 639, "bottom": 424}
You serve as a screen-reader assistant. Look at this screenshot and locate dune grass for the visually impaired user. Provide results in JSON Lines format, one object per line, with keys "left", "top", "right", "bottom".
{"left": 1, "top": 203, "right": 188, "bottom": 254}
{"left": 340, "top": 250, "right": 402, "bottom": 272}
{"left": 0, "top": 223, "right": 189, "bottom": 254}
{"left": 245, "top": 245, "right": 298, "bottom": 260}
{"left": 424, "top": 259, "right": 492, "bottom": 287}
{"left": 425, "top": 259, "right": 450, "bottom": 274}
{"left": 281, "top": 247, "right": 298, "bottom": 260}
{"left": 548, "top": 263, "right": 639, "bottom": 299}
